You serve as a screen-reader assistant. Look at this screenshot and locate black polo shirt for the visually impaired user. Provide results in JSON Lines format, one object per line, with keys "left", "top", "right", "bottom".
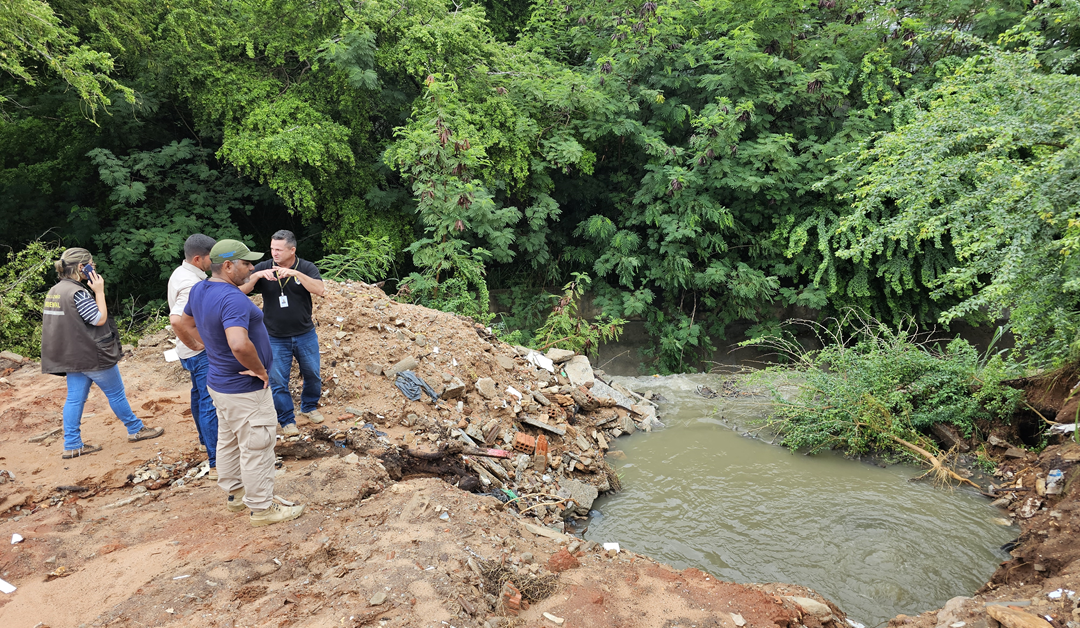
{"left": 251, "top": 258, "right": 322, "bottom": 338}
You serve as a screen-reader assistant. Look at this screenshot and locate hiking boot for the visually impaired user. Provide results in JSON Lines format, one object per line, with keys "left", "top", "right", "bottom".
{"left": 208, "top": 467, "right": 218, "bottom": 481}
{"left": 279, "top": 422, "right": 300, "bottom": 436}
{"left": 62, "top": 444, "right": 102, "bottom": 459}
{"left": 250, "top": 498, "right": 304, "bottom": 527}
{"left": 226, "top": 487, "right": 246, "bottom": 512}
{"left": 129, "top": 426, "right": 165, "bottom": 442}
{"left": 299, "top": 409, "right": 325, "bottom": 424}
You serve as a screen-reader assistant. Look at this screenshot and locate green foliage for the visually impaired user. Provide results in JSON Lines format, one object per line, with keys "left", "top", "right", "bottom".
{"left": 71, "top": 139, "right": 262, "bottom": 293}
{"left": 533, "top": 273, "right": 626, "bottom": 355}
{"left": 396, "top": 237, "right": 494, "bottom": 324}
{"left": 0, "top": 240, "right": 63, "bottom": 358}
{"left": 5, "top": 0, "right": 1080, "bottom": 369}
{"left": 317, "top": 234, "right": 395, "bottom": 283}
{"left": 0, "top": 0, "right": 135, "bottom": 120}
{"left": 745, "top": 313, "right": 1023, "bottom": 459}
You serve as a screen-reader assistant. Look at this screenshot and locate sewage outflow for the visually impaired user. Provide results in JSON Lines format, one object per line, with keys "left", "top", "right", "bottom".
{"left": 585, "top": 374, "right": 1017, "bottom": 627}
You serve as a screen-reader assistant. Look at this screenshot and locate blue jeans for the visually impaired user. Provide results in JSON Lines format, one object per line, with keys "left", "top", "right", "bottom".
{"left": 268, "top": 328, "right": 322, "bottom": 426}
{"left": 180, "top": 351, "right": 218, "bottom": 467}
{"left": 63, "top": 364, "right": 144, "bottom": 451}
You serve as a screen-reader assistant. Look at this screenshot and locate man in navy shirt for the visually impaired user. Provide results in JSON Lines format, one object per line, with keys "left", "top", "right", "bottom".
{"left": 240, "top": 229, "right": 326, "bottom": 435}
{"left": 174, "top": 239, "right": 304, "bottom": 527}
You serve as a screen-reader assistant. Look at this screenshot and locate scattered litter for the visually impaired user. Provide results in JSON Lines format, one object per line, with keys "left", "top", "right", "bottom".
{"left": 272, "top": 558, "right": 282, "bottom": 566}
{"left": 394, "top": 370, "right": 439, "bottom": 402}
{"left": 165, "top": 608, "right": 175, "bottom": 614}
{"left": 172, "top": 574, "right": 190, "bottom": 580}
{"left": 11, "top": 534, "right": 22, "bottom": 544}
{"left": 602, "top": 542, "right": 620, "bottom": 553}
{"left": 0, "top": 578, "right": 15, "bottom": 594}
{"left": 846, "top": 620, "right": 866, "bottom": 628}
{"left": 439, "top": 512, "right": 450, "bottom": 520}
{"left": 44, "top": 566, "right": 74, "bottom": 581}
{"left": 543, "top": 612, "right": 565, "bottom": 625}
{"left": 527, "top": 351, "right": 555, "bottom": 373}
{"left": 1047, "top": 589, "right": 1075, "bottom": 600}
{"left": 506, "top": 386, "right": 523, "bottom": 400}
{"left": 951, "top": 623, "right": 966, "bottom": 627}
{"left": 1050, "top": 423, "right": 1077, "bottom": 434}
{"left": 731, "top": 613, "right": 747, "bottom": 627}
{"left": 162, "top": 348, "right": 179, "bottom": 362}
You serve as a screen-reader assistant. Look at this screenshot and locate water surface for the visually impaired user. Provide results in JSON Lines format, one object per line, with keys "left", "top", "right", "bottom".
{"left": 586, "top": 374, "right": 1016, "bottom": 626}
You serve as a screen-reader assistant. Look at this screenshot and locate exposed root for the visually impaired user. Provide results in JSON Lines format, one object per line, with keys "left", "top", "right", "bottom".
{"left": 890, "top": 435, "right": 980, "bottom": 489}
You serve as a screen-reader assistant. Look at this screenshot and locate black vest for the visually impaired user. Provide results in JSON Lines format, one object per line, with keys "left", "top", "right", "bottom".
{"left": 40, "top": 279, "right": 122, "bottom": 375}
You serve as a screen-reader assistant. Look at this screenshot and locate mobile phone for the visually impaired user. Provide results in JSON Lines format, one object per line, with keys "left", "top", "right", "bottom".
{"left": 83, "top": 263, "right": 95, "bottom": 278}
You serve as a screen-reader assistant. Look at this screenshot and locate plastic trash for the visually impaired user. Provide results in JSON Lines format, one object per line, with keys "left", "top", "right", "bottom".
{"left": 11, "top": 534, "right": 22, "bottom": 544}
{"left": 394, "top": 370, "right": 439, "bottom": 402}
{"left": 1047, "top": 469, "right": 1064, "bottom": 495}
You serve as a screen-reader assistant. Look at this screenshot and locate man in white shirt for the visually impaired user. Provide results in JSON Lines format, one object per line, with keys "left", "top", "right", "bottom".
{"left": 167, "top": 234, "right": 218, "bottom": 478}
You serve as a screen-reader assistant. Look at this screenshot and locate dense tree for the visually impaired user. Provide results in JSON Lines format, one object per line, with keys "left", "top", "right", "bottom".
{"left": 2, "top": 0, "right": 1078, "bottom": 370}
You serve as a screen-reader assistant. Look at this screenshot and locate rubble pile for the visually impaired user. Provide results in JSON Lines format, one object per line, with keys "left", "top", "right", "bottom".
{"left": 273, "top": 279, "right": 666, "bottom": 531}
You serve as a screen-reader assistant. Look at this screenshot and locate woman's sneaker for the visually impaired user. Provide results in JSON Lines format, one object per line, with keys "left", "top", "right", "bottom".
{"left": 128, "top": 426, "right": 165, "bottom": 442}
{"left": 250, "top": 499, "right": 305, "bottom": 527}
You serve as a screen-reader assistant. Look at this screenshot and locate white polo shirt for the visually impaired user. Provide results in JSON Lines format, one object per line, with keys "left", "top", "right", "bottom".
{"left": 167, "top": 261, "right": 208, "bottom": 359}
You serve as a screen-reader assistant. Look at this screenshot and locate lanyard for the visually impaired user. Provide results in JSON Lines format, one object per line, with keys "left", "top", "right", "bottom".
{"left": 277, "top": 259, "right": 298, "bottom": 291}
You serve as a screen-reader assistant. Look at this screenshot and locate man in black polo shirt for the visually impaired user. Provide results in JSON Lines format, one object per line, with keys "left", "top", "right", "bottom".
{"left": 240, "top": 230, "right": 326, "bottom": 435}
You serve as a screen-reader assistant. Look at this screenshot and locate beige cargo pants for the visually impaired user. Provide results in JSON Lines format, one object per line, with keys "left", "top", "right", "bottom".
{"left": 207, "top": 386, "right": 276, "bottom": 510}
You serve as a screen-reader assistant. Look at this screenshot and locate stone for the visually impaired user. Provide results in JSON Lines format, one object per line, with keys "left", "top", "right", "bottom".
{"left": 546, "top": 548, "right": 581, "bottom": 573}
{"left": 364, "top": 363, "right": 384, "bottom": 376}
{"left": 466, "top": 422, "right": 485, "bottom": 442}
{"left": 0, "top": 351, "right": 25, "bottom": 363}
{"left": 563, "top": 355, "right": 595, "bottom": 388}
{"left": 589, "top": 380, "right": 635, "bottom": 411}
{"left": 557, "top": 479, "right": 598, "bottom": 517}
{"left": 570, "top": 387, "right": 600, "bottom": 412}
{"left": 476, "top": 378, "right": 498, "bottom": 400}
{"left": 369, "top": 591, "right": 387, "bottom": 606}
{"left": 546, "top": 348, "right": 576, "bottom": 363}
{"left": 935, "top": 596, "right": 971, "bottom": 628}
{"left": 532, "top": 391, "right": 551, "bottom": 406}
{"left": 386, "top": 356, "right": 418, "bottom": 377}
{"left": 520, "top": 552, "right": 534, "bottom": 564}
{"left": 414, "top": 334, "right": 427, "bottom": 347}
{"left": 786, "top": 596, "right": 832, "bottom": 619}
{"left": 543, "top": 612, "right": 566, "bottom": 626}
{"left": 731, "top": 614, "right": 746, "bottom": 627}
{"left": 495, "top": 355, "right": 516, "bottom": 371}
{"left": 930, "top": 423, "right": 970, "bottom": 452}
{"left": 343, "top": 453, "right": 360, "bottom": 465}
{"left": 443, "top": 378, "right": 466, "bottom": 399}
{"left": 575, "top": 435, "right": 592, "bottom": 451}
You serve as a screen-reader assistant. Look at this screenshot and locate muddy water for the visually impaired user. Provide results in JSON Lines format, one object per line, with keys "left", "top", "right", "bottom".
{"left": 586, "top": 374, "right": 1017, "bottom": 626}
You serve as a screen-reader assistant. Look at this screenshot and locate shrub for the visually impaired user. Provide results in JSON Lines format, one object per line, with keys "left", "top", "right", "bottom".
{"left": 0, "top": 240, "right": 63, "bottom": 358}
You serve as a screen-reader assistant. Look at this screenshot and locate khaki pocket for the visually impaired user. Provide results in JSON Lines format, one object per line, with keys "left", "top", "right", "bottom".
{"left": 248, "top": 388, "right": 278, "bottom": 427}
{"left": 247, "top": 425, "right": 276, "bottom": 452}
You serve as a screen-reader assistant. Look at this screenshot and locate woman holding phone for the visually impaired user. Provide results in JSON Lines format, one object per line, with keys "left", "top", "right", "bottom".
{"left": 41, "top": 247, "right": 165, "bottom": 459}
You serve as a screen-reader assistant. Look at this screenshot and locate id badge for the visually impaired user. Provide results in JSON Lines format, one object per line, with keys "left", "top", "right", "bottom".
{"left": 279, "top": 295, "right": 289, "bottom": 308}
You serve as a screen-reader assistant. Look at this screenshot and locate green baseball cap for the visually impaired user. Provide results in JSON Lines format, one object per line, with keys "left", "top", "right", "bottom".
{"left": 209, "top": 239, "right": 263, "bottom": 263}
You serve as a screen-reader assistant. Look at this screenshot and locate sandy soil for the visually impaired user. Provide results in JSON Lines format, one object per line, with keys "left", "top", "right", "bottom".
{"left": 0, "top": 282, "right": 842, "bottom": 628}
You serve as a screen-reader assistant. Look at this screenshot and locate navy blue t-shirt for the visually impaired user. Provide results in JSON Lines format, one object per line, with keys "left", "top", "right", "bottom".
{"left": 184, "top": 280, "right": 273, "bottom": 394}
